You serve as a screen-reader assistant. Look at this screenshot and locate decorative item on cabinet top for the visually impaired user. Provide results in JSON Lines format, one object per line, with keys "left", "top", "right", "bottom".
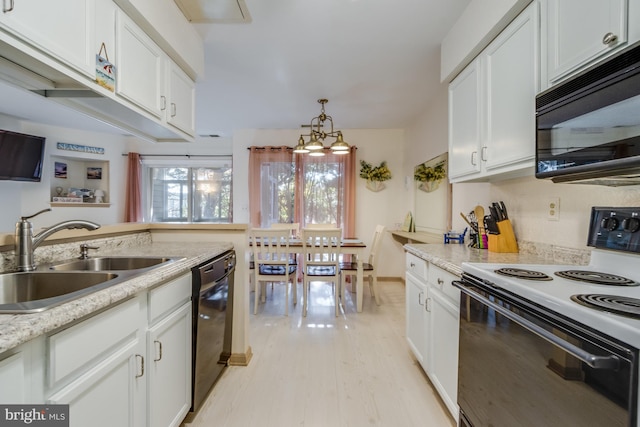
{"left": 360, "top": 160, "right": 392, "bottom": 192}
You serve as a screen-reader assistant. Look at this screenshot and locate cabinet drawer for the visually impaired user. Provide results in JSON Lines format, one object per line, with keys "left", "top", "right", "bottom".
{"left": 406, "top": 252, "right": 427, "bottom": 281}
{"left": 428, "top": 264, "right": 460, "bottom": 305}
{"left": 48, "top": 297, "right": 142, "bottom": 388}
{"left": 148, "top": 273, "right": 192, "bottom": 325}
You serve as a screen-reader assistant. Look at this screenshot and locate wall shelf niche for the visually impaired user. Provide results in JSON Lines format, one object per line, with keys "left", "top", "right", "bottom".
{"left": 50, "top": 155, "right": 110, "bottom": 207}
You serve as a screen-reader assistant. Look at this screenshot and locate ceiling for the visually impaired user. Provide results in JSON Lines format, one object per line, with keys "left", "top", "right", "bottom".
{"left": 0, "top": 0, "right": 471, "bottom": 141}
{"left": 192, "top": 0, "right": 471, "bottom": 138}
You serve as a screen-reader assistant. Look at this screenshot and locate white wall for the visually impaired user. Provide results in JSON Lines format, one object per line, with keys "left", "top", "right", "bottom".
{"left": 232, "top": 128, "right": 407, "bottom": 279}
{"left": 0, "top": 118, "right": 129, "bottom": 232}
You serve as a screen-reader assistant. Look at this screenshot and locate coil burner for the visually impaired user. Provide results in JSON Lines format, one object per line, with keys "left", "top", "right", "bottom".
{"left": 571, "top": 294, "right": 640, "bottom": 318}
{"left": 494, "top": 268, "right": 553, "bottom": 281}
{"left": 555, "top": 270, "right": 638, "bottom": 286}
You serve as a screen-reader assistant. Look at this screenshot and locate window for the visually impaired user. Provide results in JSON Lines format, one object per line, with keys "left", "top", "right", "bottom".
{"left": 249, "top": 146, "right": 356, "bottom": 236}
{"left": 145, "top": 161, "right": 232, "bottom": 223}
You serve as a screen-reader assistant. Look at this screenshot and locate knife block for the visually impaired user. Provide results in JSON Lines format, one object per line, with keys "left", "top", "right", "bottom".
{"left": 488, "top": 219, "right": 518, "bottom": 253}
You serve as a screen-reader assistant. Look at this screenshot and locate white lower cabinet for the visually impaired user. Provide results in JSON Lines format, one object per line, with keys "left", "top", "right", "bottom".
{"left": 0, "top": 272, "right": 196, "bottom": 427}
{"left": 406, "top": 271, "right": 428, "bottom": 368}
{"left": 48, "top": 338, "right": 146, "bottom": 427}
{"left": 46, "top": 296, "right": 147, "bottom": 427}
{"left": 405, "top": 253, "right": 460, "bottom": 420}
{"left": 147, "top": 302, "right": 192, "bottom": 427}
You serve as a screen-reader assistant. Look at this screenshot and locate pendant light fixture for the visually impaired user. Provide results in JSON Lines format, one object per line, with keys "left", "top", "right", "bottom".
{"left": 293, "top": 99, "right": 350, "bottom": 155}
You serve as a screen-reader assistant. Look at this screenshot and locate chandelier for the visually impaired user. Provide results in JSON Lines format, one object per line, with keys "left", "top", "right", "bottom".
{"left": 293, "top": 98, "right": 350, "bottom": 156}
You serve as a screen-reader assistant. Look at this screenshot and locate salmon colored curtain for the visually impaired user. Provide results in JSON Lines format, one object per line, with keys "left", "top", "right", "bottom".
{"left": 294, "top": 147, "right": 357, "bottom": 237}
{"left": 124, "top": 152, "right": 142, "bottom": 222}
{"left": 248, "top": 146, "right": 294, "bottom": 227}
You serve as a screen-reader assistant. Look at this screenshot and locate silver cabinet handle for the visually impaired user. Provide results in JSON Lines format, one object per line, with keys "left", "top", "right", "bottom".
{"left": 3, "top": 0, "right": 14, "bottom": 13}
{"left": 471, "top": 151, "right": 477, "bottom": 166}
{"left": 154, "top": 340, "right": 163, "bottom": 362}
{"left": 171, "top": 103, "right": 177, "bottom": 117}
{"left": 410, "top": 262, "right": 415, "bottom": 268}
{"left": 454, "top": 281, "right": 620, "bottom": 370}
{"left": 425, "top": 297, "right": 431, "bottom": 312}
{"left": 135, "top": 354, "right": 145, "bottom": 378}
{"left": 418, "top": 291, "right": 424, "bottom": 306}
{"left": 437, "top": 278, "right": 444, "bottom": 285}
{"left": 481, "top": 146, "right": 488, "bottom": 162}
{"left": 160, "top": 96, "right": 167, "bottom": 111}
{"left": 602, "top": 32, "right": 618, "bottom": 45}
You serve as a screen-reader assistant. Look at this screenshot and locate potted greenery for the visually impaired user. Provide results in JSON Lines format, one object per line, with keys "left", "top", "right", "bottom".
{"left": 360, "top": 160, "right": 392, "bottom": 192}
{"left": 414, "top": 161, "right": 446, "bottom": 192}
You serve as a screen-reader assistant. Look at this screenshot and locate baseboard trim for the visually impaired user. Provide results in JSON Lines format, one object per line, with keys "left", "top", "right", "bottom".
{"left": 228, "top": 346, "right": 253, "bottom": 366}
{"left": 378, "top": 276, "right": 403, "bottom": 282}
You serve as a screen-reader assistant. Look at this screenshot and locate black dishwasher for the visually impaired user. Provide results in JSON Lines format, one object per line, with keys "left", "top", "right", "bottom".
{"left": 190, "top": 249, "right": 235, "bottom": 414}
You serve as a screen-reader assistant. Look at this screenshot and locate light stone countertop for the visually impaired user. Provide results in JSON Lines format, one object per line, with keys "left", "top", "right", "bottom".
{"left": 0, "top": 241, "right": 233, "bottom": 354}
{"left": 404, "top": 242, "right": 590, "bottom": 277}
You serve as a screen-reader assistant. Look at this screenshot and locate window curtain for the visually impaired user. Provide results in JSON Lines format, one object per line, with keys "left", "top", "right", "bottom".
{"left": 248, "top": 145, "right": 356, "bottom": 236}
{"left": 294, "top": 147, "right": 357, "bottom": 237}
{"left": 124, "top": 152, "right": 143, "bottom": 222}
{"left": 248, "top": 146, "right": 294, "bottom": 227}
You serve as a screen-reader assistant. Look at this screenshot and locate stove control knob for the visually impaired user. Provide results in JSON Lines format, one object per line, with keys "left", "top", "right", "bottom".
{"left": 601, "top": 217, "right": 619, "bottom": 231}
{"left": 622, "top": 217, "right": 640, "bottom": 233}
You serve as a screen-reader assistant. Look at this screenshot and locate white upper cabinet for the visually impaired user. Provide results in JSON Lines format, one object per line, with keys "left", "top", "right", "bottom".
{"left": 448, "top": 59, "right": 482, "bottom": 180}
{"left": 0, "top": 0, "right": 96, "bottom": 78}
{"left": 449, "top": 3, "right": 538, "bottom": 183}
{"left": 115, "top": 10, "right": 196, "bottom": 137}
{"left": 166, "top": 60, "right": 196, "bottom": 136}
{"left": 543, "top": 0, "right": 628, "bottom": 86}
{"left": 116, "top": 9, "right": 165, "bottom": 118}
{"left": 484, "top": 5, "right": 538, "bottom": 173}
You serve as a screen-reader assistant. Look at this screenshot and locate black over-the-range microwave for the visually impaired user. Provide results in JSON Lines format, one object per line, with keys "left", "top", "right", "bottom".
{"left": 536, "top": 41, "right": 640, "bottom": 186}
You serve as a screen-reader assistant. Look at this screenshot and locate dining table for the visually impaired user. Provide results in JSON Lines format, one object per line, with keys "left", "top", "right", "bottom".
{"left": 250, "top": 237, "right": 368, "bottom": 312}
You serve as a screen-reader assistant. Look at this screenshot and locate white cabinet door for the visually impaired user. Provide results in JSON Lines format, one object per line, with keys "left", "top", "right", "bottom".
{"left": 484, "top": 4, "right": 537, "bottom": 172}
{"left": 429, "top": 287, "right": 460, "bottom": 420}
{"left": 0, "top": 351, "right": 27, "bottom": 403}
{"left": 116, "top": 10, "right": 164, "bottom": 118}
{"left": 449, "top": 3, "right": 537, "bottom": 183}
{"left": 546, "top": 0, "right": 627, "bottom": 85}
{"left": 0, "top": 0, "right": 95, "bottom": 77}
{"left": 48, "top": 339, "right": 146, "bottom": 427}
{"left": 448, "top": 58, "right": 482, "bottom": 181}
{"left": 406, "top": 272, "right": 428, "bottom": 369}
{"left": 166, "top": 60, "right": 196, "bottom": 136}
{"left": 147, "top": 302, "right": 192, "bottom": 427}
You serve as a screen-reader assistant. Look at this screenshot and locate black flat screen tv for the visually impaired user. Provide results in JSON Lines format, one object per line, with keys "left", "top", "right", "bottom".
{"left": 0, "top": 129, "right": 46, "bottom": 182}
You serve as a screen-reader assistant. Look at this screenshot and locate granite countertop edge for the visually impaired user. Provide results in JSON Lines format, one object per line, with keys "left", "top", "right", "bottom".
{"left": 404, "top": 243, "right": 590, "bottom": 278}
{"left": 0, "top": 241, "right": 233, "bottom": 354}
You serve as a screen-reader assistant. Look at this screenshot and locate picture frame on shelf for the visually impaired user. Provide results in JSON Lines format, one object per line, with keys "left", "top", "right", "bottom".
{"left": 54, "top": 162, "right": 67, "bottom": 178}
{"left": 87, "top": 167, "right": 102, "bottom": 179}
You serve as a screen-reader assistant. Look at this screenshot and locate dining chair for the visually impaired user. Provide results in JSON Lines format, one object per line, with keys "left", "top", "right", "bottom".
{"left": 270, "top": 222, "right": 300, "bottom": 238}
{"left": 340, "top": 224, "right": 386, "bottom": 306}
{"left": 300, "top": 227, "right": 342, "bottom": 317}
{"left": 305, "top": 223, "right": 336, "bottom": 229}
{"left": 250, "top": 228, "right": 298, "bottom": 315}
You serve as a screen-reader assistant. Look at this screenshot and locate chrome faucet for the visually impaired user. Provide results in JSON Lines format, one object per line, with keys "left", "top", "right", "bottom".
{"left": 15, "top": 208, "right": 101, "bottom": 271}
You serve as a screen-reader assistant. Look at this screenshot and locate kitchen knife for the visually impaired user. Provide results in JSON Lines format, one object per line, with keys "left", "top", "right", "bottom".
{"left": 484, "top": 215, "right": 500, "bottom": 234}
{"left": 489, "top": 205, "right": 500, "bottom": 221}
{"left": 499, "top": 201, "right": 509, "bottom": 220}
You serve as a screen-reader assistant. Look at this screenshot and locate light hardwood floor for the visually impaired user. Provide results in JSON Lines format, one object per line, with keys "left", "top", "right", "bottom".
{"left": 183, "top": 279, "right": 455, "bottom": 427}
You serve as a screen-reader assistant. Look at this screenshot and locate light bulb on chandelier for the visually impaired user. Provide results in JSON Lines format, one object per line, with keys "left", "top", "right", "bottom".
{"left": 293, "top": 99, "right": 350, "bottom": 156}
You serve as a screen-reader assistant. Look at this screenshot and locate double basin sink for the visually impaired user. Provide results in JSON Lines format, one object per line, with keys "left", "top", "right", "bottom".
{"left": 0, "top": 257, "right": 177, "bottom": 314}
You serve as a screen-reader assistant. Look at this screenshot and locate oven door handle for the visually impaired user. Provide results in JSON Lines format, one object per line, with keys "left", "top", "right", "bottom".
{"left": 454, "top": 281, "right": 621, "bottom": 371}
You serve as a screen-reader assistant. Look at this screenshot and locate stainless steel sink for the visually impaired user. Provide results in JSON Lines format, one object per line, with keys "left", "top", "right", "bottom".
{"left": 0, "top": 271, "right": 125, "bottom": 314}
{"left": 49, "top": 257, "right": 175, "bottom": 272}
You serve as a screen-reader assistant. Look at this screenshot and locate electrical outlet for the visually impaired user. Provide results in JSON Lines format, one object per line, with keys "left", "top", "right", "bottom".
{"left": 547, "top": 197, "right": 560, "bottom": 221}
